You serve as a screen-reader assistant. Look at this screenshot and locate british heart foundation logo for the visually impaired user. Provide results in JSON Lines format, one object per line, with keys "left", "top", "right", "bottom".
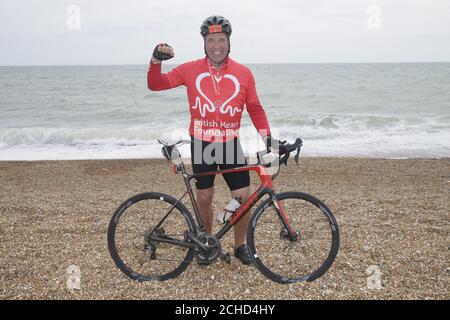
{"left": 191, "top": 72, "right": 242, "bottom": 117}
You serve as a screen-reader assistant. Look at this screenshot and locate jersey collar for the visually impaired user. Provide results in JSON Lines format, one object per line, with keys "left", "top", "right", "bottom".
{"left": 205, "top": 56, "right": 231, "bottom": 71}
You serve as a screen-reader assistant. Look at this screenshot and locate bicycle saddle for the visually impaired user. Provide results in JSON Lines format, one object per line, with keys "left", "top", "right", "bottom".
{"left": 157, "top": 139, "right": 188, "bottom": 161}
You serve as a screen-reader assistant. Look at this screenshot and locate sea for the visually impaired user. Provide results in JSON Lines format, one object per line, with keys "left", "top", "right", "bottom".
{"left": 1, "top": 63, "right": 449, "bottom": 160}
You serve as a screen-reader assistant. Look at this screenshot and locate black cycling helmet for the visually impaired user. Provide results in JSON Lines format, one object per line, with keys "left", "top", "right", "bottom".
{"left": 200, "top": 15, "right": 232, "bottom": 38}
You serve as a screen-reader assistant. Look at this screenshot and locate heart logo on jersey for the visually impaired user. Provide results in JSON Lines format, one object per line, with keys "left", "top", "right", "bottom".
{"left": 192, "top": 72, "right": 242, "bottom": 117}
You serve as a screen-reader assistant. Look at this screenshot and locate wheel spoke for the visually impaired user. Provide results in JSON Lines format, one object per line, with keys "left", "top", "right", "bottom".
{"left": 108, "top": 193, "right": 195, "bottom": 281}
{"left": 248, "top": 192, "right": 339, "bottom": 283}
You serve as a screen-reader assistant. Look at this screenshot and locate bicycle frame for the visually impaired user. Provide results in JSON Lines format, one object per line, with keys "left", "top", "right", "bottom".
{"left": 109, "top": 137, "right": 340, "bottom": 283}
{"left": 163, "top": 160, "right": 298, "bottom": 243}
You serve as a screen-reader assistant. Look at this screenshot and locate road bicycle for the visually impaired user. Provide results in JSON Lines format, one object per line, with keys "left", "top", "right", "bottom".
{"left": 107, "top": 138, "right": 339, "bottom": 284}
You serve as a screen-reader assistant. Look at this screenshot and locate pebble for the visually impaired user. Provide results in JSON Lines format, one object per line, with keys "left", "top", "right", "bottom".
{"left": 0, "top": 158, "right": 448, "bottom": 299}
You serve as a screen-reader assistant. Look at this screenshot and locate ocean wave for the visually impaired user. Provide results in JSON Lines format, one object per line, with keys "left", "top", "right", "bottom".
{"left": 269, "top": 113, "right": 449, "bottom": 135}
{"left": 0, "top": 126, "right": 190, "bottom": 147}
{"left": 0, "top": 112, "right": 449, "bottom": 160}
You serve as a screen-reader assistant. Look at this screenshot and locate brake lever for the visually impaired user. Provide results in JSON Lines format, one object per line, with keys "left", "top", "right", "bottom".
{"left": 294, "top": 146, "right": 301, "bottom": 165}
{"left": 280, "top": 153, "right": 289, "bottom": 167}
{"left": 157, "top": 139, "right": 168, "bottom": 146}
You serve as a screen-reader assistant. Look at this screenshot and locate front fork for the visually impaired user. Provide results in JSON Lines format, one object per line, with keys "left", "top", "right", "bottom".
{"left": 269, "top": 192, "right": 299, "bottom": 241}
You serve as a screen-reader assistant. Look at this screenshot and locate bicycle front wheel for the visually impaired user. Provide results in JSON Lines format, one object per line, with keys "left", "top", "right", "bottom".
{"left": 247, "top": 192, "right": 339, "bottom": 284}
{"left": 107, "top": 192, "right": 196, "bottom": 282}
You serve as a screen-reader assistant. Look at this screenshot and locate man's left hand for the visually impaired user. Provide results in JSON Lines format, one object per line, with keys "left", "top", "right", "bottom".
{"left": 265, "top": 136, "right": 288, "bottom": 154}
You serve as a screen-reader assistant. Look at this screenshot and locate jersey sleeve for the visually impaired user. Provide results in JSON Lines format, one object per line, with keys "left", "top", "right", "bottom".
{"left": 246, "top": 71, "right": 271, "bottom": 138}
{"left": 147, "top": 60, "right": 187, "bottom": 91}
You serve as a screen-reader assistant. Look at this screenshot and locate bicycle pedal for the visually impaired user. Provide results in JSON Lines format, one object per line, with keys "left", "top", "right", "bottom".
{"left": 220, "top": 252, "right": 231, "bottom": 264}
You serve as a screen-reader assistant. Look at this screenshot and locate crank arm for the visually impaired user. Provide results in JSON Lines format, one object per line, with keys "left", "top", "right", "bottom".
{"left": 186, "top": 231, "right": 215, "bottom": 250}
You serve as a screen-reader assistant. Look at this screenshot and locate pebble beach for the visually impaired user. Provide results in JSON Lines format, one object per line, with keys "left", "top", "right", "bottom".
{"left": 0, "top": 157, "right": 449, "bottom": 299}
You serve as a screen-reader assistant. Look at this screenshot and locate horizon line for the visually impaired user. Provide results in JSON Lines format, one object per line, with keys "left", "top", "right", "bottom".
{"left": 1, "top": 61, "right": 450, "bottom": 67}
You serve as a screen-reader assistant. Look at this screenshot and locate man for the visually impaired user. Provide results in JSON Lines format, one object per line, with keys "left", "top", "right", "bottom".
{"left": 148, "top": 15, "right": 280, "bottom": 265}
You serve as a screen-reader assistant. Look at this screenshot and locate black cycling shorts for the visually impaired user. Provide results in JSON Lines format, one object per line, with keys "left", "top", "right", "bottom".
{"left": 190, "top": 136, "right": 250, "bottom": 191}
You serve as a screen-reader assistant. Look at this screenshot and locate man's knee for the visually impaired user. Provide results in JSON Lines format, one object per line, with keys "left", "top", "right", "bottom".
{"left": 231, "top": 186, "right": 250, "bottom": 202}
{"left": 197, "top": 188, "right": 214, "bottom": 206}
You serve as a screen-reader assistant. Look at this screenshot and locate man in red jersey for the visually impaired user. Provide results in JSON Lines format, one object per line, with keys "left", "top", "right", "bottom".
{"left": 148, "top": 15, "right": 282, "bottom": 265}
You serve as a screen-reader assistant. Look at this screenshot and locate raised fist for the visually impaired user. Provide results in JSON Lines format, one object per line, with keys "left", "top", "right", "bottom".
{"left": 152, "top": 43, "right": 174, "bottom": 62}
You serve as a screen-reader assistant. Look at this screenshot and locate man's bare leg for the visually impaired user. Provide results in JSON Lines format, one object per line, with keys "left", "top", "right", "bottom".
{"left": 196, "top": 187, "right": 214, "bottom": 234}
{"left": 230, "top": 186, "right": 251, "bottom": 249}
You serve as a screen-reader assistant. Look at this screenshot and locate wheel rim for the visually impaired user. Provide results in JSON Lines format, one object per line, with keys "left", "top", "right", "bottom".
{"left": 108, "top": 194, "right": 194, "bottom": 281}
{"left": 248, "top": 193, "right": 339, "bottom": 283}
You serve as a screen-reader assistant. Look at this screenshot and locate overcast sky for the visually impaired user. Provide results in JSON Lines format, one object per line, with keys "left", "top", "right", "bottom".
{"left": 1, "top": 0, "right": 449, "bottom": 65}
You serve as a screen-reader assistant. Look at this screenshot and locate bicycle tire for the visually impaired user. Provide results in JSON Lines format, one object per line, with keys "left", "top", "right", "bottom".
{"left": 247, "top": 192, "right": 339, "bottom": 284}
{"left": 107, "top": 192, "right": 196, "bottom": 281}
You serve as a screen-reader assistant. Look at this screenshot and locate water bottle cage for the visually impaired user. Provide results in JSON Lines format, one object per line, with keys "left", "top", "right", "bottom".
{"left": 218, "top": 209, "right": 236, "bottom": 224}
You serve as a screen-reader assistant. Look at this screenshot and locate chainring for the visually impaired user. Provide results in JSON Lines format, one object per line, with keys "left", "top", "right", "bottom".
{"left": 194, "top": 234, "right": 222, "bottom": 263}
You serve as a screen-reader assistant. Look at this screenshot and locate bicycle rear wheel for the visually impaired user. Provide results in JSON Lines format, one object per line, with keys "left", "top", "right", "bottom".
{"left": 247, "top": 192, "right": 339, "bottom": 284}
{"left": 107, "top": 192, "right": 195, "bottom": 281}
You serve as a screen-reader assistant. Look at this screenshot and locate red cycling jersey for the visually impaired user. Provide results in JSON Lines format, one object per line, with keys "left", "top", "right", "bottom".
{"left": 148, "top": 56, "right": 271, "bottom": 142}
